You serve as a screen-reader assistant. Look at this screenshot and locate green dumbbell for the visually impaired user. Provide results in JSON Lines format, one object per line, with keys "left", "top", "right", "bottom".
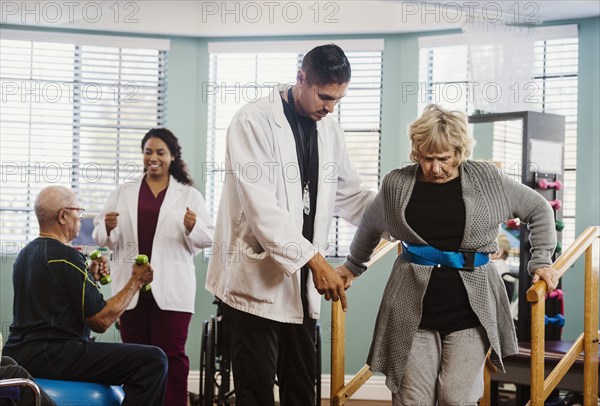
{"left": 135, "top": 254, "right": 151, "bottom": 292}
{"left": 555, "top": 241, "right": 563, "bottom": 254}
{"left": 555, "top": 219, "right": 565, "bottom": 232}
{"left": 90, "top": 250, "right": 111, "bottom": 285}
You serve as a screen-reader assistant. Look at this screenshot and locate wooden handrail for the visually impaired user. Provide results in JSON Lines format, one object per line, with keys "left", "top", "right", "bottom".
{"left": 526, "top": 226, "right": 600, "bottom": 303}
{"left": 525, "top": 226, "right": 600, "bottom": 406}
{"left": 481, "top": 350, "right": 498, "bottom": 406}
{"left": 332, "top": 365, "right": 373, "bottom": 406}
{"left": 540, "top": 333, "right": 585, "bottom": 399}
{"left": 330, "top": 239, "right": 399, "bottom": 405}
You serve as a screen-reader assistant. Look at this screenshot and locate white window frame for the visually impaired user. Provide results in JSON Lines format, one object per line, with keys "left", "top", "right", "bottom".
{"left": 0, "top": 29, "right": 169, "bottom": 253}
{"left": 418, "top": 25, "right": 579, "bottom": 248}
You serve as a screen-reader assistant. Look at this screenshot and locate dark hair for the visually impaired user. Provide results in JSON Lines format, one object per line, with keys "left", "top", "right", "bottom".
{"left": 301, "top": 44, "right": 351, "bottom": 86}
{"left": 141, "top": 128, "right": 194, "bottom": 186}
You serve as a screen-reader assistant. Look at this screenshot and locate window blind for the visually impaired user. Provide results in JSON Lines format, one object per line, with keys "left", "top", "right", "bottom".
{"left": 205, "top": 42, "right": 383, "bottom": 257}
{"left": 533, "top": 37, "right": 579, "bottom": 246}
{"left": 0, "top": 31, "right": 168, "bottom": 251}
{"left": 418, "top": 26, "right": 578, "bottom": 248}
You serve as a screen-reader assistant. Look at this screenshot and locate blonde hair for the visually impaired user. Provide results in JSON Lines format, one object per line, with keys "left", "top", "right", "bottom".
{"left": 409, "top": 104, "right": 474, "bottom": 165}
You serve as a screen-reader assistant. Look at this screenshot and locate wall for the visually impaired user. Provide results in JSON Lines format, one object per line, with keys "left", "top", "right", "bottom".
{"left": 1, "top": 17, "right": 599, "bottom": 379}
{"left": 563, "top": 17, "right": 600, "bottom": 341}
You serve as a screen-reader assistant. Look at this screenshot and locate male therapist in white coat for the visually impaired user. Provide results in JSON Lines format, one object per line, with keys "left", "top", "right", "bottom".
{"left": 206, "top": 44, "right": 375, "bottom": 406}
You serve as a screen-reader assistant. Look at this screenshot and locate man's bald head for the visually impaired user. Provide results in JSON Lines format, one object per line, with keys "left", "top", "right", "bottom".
{"left": 35, "top": 186, "right": 77, "bottom": 227}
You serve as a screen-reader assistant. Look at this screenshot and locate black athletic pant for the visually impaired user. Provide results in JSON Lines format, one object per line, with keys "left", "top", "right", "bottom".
{"left": 3, "top": 340, "right": 167, "bottom": 406}
{"left": 222, "top": 303, "right": 317, "bottom": 406}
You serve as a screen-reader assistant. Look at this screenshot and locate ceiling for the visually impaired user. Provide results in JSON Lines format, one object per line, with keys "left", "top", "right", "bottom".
{"left": 1, "top": 1, "right": 599, "bottom": 37}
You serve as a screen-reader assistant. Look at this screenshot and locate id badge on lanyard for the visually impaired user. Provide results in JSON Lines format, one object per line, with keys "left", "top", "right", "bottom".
{"left": 303, "top": 182, "right": 310, "bottom": 215}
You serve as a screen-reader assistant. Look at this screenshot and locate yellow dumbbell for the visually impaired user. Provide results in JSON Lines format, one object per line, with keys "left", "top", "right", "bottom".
{"left": 90, "top": 250, "right": 111, "bottom": 285}
{"left": 135, "top": 255, "right": 151, "bottom": 292}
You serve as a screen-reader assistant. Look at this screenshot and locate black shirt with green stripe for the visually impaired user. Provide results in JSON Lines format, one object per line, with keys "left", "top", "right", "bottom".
{"left": 7, "top": 237, "right": 106, "bottom": 345}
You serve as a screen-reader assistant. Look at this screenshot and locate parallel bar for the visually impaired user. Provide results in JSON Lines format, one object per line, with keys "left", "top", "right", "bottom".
{"left": 331, "top": 300, "right": 346, "bottom": 406}
{"left": 527, "top": 227, "right": 600, "bottom": 304}
{"left": 481, "top": 352, "right": 496, "bottom": 406}
{"left": 583, "top": 243, "right": 599, "bottom": 405}
{"left": 332, "top": 365, "right": 373, "bottom": 405}
{"left": 330, "top": 239, "right": 398, "bottom": 405}
{"left": 524, "top": 226, "right": 600, "bottom": 405}
{"left": 542, "top": 334, "right": 584, "bottom": 399}
{"left": 529, "top": 296, "right": 546, "bottom": 406}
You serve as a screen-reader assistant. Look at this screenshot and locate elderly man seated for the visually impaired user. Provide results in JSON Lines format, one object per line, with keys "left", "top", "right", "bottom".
{"left": 3, "top": 186, "right": 167, "bottom": 405}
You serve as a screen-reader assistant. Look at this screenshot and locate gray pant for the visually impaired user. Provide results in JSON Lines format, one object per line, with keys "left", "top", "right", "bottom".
{"left": 392, "top": 326, "right": 488, "bottom": 406}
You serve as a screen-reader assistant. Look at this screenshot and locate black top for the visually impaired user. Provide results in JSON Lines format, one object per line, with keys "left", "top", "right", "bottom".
{"left": 405, "top": 177, "right": 480, "bottom": 332}
{"left": 282, "top": 88, "right": 319, "bottom": 313}
{"left": 282, "top": 88, "right": 319, "bottom": 241}
{"left": 6, "top": 238, "right": 106, "bottom": 346}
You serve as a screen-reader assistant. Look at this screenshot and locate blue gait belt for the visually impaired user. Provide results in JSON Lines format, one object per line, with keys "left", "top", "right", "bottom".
{"left": 401, "top": 241, "right": 489, "bottom": 270}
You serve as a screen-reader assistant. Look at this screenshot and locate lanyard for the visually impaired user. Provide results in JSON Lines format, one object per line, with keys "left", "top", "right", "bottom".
{"left": 287, "top": 87, "right": 315, "bottom": 215}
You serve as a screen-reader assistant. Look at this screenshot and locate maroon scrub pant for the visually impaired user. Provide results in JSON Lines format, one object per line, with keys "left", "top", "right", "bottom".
{"left": 120, "top": 290, "right": 192, "bottom": 406}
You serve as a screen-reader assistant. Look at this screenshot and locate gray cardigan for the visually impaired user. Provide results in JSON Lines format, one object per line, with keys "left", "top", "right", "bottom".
{"left": 344, "top": 160, "right": 556, "bottom": 393}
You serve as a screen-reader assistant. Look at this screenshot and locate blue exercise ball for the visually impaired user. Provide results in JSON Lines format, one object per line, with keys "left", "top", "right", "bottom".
{"left": 35, "top": 379, "right": 124, "bottom": 406}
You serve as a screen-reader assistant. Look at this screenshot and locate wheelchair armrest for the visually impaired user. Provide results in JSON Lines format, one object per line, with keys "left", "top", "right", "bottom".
{"left": 0, "top": 378, "right": 41, "bottom": 406}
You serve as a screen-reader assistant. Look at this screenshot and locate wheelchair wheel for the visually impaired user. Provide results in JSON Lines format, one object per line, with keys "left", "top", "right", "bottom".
{"left": 214, "top": 306, "right": 233, "bottom": 405}
{"left": 200, "top": 317, "right": 216, "bottom": 406}
{"left": 315, "top": 323, "right": 322, "bottom": 406}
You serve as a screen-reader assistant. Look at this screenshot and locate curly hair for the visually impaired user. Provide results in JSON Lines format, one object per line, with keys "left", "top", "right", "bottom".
{"left": 141, "top": 128, "right": 194, "bottom": 186}
{"left": 408, "top": 104, "right": 474, "bottom": 165}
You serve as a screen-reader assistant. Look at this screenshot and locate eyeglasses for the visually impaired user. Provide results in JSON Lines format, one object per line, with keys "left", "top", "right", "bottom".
{"left": 60, "top": 207, "right": 85, "bottom": 219}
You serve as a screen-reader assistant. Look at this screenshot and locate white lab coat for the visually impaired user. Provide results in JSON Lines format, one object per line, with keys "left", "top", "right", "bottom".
{"left": 205, "top": 84, "right": 375, "bottom": 323}
{"left": 93, "top": 175, "right": 214, "bottom": 313}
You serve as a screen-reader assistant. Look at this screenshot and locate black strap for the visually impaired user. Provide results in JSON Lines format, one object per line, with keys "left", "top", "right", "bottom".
{"left": 287, "top": 87, "right": 313, "bottom": 186}
{"left": 284, "top": 88, "right": 319, "bottom": 314}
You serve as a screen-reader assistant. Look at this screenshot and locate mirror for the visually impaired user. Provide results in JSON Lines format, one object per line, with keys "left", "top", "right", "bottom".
{"left": 471, "top": 118, "right": 524, "bottom": 319}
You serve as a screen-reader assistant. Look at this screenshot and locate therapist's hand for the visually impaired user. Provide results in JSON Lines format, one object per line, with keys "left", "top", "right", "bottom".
{"left": 307, "top": 253, "right": 348, "bottom": 312}
{"left": 184, "top": 207, "right": 196, "bottom": 233}
{"left": 105, "top": 212, "right": 119, "bottom": 235}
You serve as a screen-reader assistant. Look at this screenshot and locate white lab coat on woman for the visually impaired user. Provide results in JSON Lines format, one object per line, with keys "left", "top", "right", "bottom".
{"left": 93, "top": 174, "right": 214, "bottom": 313}
{"left": 205, "top": 84, "right": 375, "bottom": 324}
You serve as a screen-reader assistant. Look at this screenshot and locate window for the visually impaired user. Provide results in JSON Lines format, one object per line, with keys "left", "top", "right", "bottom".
{"left": 0, "top": 30, "right": 168, "bottom": 252}
{"left": 205, "top": 40, "right": 383, "bottom": 257}
{"left": 418, "top": 26, "right": 578, "bottom": 248}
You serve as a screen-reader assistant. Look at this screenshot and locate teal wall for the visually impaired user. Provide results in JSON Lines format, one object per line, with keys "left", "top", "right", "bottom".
{"left": 1, "top": 18, "right": 599, "bottom": 377}
{"left": 563, "top": 17, "right": 600, "bottom": 341}
{"left": 471, "top": 122, "right": 495, "bottom": 160}
{"left": 0, "top": 256, "right": 15, "bottom": 341}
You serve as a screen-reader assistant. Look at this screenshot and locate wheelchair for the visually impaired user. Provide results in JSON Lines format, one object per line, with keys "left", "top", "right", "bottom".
{"left": 199, "top": 299, "right": 322, "bottom": 406}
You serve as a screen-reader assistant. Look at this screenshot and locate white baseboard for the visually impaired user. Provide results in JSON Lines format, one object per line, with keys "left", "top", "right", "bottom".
{"left": 320, "top": 374, "right": 391, "bottom": 401}
{"left": 188, "top": 370, "right": 201, "bottom": 393}
{"left": 188, "top": 371, "right": 391, "bottom": 401}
